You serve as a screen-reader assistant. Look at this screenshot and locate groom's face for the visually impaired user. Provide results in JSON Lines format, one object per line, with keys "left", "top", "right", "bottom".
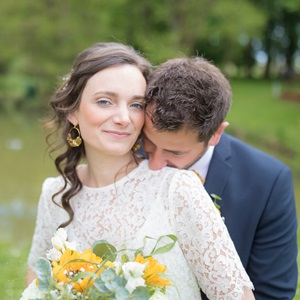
{"left": 142, "top": 114, "right": 208, "bottom": 170}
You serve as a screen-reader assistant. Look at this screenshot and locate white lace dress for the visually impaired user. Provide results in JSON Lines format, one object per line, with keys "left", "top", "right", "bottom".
{"left": 28, "top": 160, "right": 253, "bottom": 299}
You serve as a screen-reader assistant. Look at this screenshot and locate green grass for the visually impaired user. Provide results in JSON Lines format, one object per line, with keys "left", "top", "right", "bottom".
{"left": 228, "top": 79, "right": 300, "bottom": 220}
{"left": 0, "top": 242, "right": 29, "bottom": 299}
{"left": 0, "top": 78, "right": 299, "bottom": 299}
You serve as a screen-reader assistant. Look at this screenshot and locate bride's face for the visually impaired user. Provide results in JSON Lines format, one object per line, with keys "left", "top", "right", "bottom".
{"left": 68, "top": 64, "right": 146, "bottom": 157}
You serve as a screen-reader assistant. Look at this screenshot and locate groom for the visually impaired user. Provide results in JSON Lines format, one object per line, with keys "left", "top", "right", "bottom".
{"left": 141, "top": 57, "right": 298, "bottom": 300}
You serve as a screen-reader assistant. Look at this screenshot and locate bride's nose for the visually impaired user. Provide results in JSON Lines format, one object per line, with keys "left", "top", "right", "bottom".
{"left": 113, "top": 106, "right": 130, "bottom": 125}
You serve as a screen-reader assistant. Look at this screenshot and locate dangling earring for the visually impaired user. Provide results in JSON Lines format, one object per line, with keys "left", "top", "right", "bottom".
{"left": 67, "top": 125, "right": 82, "bottom": 147}
{"left": 132, "top": 143, "right": 141, "bottom": 152}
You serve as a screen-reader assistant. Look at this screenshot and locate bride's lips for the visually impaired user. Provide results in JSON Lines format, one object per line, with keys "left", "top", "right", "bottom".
{"left": 103, "top": 130, "right": 131, "bottom": 138}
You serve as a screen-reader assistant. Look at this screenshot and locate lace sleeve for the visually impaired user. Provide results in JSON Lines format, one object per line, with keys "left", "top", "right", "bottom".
{"left": 27, "top": 177, "right": 68, "bottom": 268}
{"left": 168, "top": 170, "right": 254, "bottom": 299}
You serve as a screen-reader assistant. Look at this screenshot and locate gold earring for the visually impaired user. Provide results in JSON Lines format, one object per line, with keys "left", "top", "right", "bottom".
{"left": 67, "top": 125, "right": 82, "bottom": 147}
{"left": 132, "top": 143, "right": 141, "bottom": 152}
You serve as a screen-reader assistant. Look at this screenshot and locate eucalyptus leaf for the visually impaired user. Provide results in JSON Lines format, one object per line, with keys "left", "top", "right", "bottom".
{"left": 35, "top": 257, "right": 52, "bottom": 292}
{"left": 101, "top": 268, "right": 117, "bottom": 282}
{"left": 115, "top": 285, "right": 130, "bottom": 300}
{"left": 131, "top": 286, "right": 150, "bottom": 299}
{"left": 93, "top": 278, "right": 109, "bottom": 293}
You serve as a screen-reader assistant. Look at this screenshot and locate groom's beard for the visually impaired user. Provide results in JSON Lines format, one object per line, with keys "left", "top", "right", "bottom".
{"left": 184, "top": 145, "right": 209, "bottom": 170}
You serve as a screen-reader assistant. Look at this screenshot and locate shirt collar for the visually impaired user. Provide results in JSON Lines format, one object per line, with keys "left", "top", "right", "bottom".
{"left": 189, "top": 146, "right": 215, "bottom": 180}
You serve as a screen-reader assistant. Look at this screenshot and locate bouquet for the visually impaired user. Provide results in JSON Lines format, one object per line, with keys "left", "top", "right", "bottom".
{"left": 21, "top": 229, "right": 177, "bottom": 300}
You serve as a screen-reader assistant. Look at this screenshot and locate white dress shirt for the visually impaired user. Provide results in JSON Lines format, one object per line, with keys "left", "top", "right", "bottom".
{"left": 189, "top": 146, "right": 215, "bottom": 180}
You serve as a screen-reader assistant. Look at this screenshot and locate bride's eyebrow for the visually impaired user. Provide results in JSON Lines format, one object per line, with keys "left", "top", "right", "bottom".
{"left": 93, "top": 92, "right": 145, "bottom": 101}
{"left": 93, "top": 91, "right": 116, "bottom": 97}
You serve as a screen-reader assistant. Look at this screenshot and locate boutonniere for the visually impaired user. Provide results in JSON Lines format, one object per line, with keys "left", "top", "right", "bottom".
{"left": 210, "top": 193, "right": 222, "bottom": 213}
{"left": 210, "top": 193, "right": 225, "bottom": 222}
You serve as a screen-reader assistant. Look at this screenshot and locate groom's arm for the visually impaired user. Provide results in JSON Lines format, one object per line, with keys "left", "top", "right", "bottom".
{"left": 247, "top": 166, "right": 298, "bottom": 300}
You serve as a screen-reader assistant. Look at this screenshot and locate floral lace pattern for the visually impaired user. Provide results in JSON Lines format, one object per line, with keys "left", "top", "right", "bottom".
{"left": 28, "top": 160, "right": 253, "bottom": 299}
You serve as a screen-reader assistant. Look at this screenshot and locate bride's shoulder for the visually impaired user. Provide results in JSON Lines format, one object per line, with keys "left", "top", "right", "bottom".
{"left": 41, "top": 174, "right": 65, "bottom": 192}
{"left": 140, "top": 160, "right": 200, "bottom": 183}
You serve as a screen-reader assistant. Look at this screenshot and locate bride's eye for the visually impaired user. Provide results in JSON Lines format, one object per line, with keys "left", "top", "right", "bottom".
{"left": 130, "top": 102, "right": 144, "bottom": 110}
{"left": 97, "top": 98, "right": 111, "bottom": 106}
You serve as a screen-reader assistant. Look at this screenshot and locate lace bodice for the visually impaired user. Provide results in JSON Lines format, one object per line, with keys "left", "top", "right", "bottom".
{"left": 28, "top": 160, "right": 253, "bottom": 299}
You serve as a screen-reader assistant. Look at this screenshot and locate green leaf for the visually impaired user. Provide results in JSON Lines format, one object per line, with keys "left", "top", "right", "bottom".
{"left": 131, "top": 286, "right": 150, "bottom": 299}
{"left": 101, "top": 268, "right": 117, "bottom": 283}
{"left": 71, "top": 271, "right": 98, "bottom": 282}
{"left": 147, "top": 234, "right": 177, "bottom": 256}
{"left": 34, "top": 258, "right": 52, "bottom": 292}
{"left": 92, "top": 240, "right": 117, "bottom": 262}
{"left": 210, "top": 193, "right": 222, "bottom": 201}
{"left": 121, "top": 253, "right": 130, "bottom": 264}
{"left": 93, "top": 277, "right": 109, "bottom": 293}
{"left": 115, "top": 286, "right": 130, "bottom": 300}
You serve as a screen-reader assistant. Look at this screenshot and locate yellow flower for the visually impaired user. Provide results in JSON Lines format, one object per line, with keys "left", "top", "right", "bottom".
{"left": 134, "top": 254, "right": 171, "bottom": 287}
{"left": 52, "top": 248, "right": 103, "bottom": 292}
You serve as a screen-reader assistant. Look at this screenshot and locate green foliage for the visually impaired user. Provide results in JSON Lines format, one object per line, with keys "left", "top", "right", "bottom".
{"left": 35, "top": 258, "right": 52, "bottom": 292}
{"left": 228, "top": 79, "right": 300, "bottom": 173}
{"left": 92, "top": 240, "right": 118, "bottom": 262}
{"left": 21, "top": 233, "right": 176, "bottom": 299}
{"left": 0, "top": 0, "right": 299, "bottom": 112}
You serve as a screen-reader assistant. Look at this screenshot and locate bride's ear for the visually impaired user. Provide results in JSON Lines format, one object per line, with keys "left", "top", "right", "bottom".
{"left": 208, "top": 122, "right": 229, "bottom": 146}
{"left": 67, "top": 112, "right": 78, "bottom": 126}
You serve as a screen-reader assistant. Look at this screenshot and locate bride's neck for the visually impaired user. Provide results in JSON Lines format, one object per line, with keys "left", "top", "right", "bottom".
{"left": 79, "top": 153, "right": 139, "bottom": 188}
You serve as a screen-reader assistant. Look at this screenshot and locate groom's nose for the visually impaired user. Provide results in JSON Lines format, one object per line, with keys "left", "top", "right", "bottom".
{"left": 147, "top": 150, "right": 168, "bottom": 170}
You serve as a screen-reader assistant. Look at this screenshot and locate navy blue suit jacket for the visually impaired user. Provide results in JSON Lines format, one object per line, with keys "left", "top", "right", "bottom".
{"left": 200, "top": 133, "right": 298, "bottom": 300}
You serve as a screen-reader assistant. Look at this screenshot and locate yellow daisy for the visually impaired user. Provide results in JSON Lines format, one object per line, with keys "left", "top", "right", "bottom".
{"left": 134, "top": 253, "right": 171, "bottom": 287}
{"left": 52, "top": 248, "right": 103, "bottom": 292}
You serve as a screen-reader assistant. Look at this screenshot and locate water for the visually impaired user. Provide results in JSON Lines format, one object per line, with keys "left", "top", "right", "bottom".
{"left": 0, "top": 114, "right": 55, "bottom": 245}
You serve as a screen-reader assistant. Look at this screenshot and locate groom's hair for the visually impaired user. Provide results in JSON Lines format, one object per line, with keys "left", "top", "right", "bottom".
{"left": 145, "top": 57, "right": 232, "bottom": 143}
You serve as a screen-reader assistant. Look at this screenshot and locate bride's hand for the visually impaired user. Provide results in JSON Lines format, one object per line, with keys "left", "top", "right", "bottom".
{"left": 25, "top": 267, "right": 35, "bottom": 286}
{"left": 243, "top": 287, "right": 255, "bottom": 299}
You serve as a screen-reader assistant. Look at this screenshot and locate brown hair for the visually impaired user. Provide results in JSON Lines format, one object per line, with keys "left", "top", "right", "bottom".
{"left": 145, "top": 57, "right": 231, "bottom": 143}
{"left": 45, "top": 42, "right": 151, "bottom": 227}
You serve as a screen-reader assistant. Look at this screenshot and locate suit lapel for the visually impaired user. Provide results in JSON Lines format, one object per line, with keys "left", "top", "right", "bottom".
{"left": 204, "top": 134, "right": 232, "bottom": 204}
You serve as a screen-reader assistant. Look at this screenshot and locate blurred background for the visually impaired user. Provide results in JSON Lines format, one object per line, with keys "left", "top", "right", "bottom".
{"left": 0, "top": 0, "right": 299, "bottom": 298}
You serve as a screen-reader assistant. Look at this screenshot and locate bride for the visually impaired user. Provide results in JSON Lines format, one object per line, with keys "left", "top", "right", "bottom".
{"left": 25, "top": 42, "right": 254, "bottom": 299}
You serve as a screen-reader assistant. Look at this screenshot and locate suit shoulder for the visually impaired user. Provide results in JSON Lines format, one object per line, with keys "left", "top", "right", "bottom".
{"left": 224, "top": 133, "right": 289, "bottom": 170}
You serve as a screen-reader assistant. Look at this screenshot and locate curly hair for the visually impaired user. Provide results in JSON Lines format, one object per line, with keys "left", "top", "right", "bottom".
{"left": 145, "top": 57, "right": 231, "bottom": 143}
{"left": 45, "top": 42, "right": 152, "bottom": 228}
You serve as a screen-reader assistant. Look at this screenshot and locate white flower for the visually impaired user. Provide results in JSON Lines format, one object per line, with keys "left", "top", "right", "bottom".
{"left": 113, "top": 260, "right": 122, "bottom": 275}
{"left": 55, "top": 228, "right": 67, "bottom": 240}
{"left": 150, "top": 290, "right": 169, "bottom": 300}
{"left": 65, "top": 240, "right": 77, "bottom": 251}
{"left": 46, "top": 247, "right": 62, "bottom": 261}
{"left": 122, "top": 262, "right": 146, "bottom": 279}
{"left": 50, "top": 228, "right": 77, "bottom": 254}
{"left": 20, "top": 279, "right": 46, "bottom": 300}
{"left": 122, "top": 262, "right": 146, "bottom": 293}
{"left": 125, "top": 276, "right": 146, "bottom": 294}
{"left": 51, "top": 234, "right": 66, "bottom": 252}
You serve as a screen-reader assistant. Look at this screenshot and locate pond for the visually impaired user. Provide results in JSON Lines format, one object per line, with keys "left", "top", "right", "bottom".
{"left": 0, "top": 113, "right": 56, "bottom": 246}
